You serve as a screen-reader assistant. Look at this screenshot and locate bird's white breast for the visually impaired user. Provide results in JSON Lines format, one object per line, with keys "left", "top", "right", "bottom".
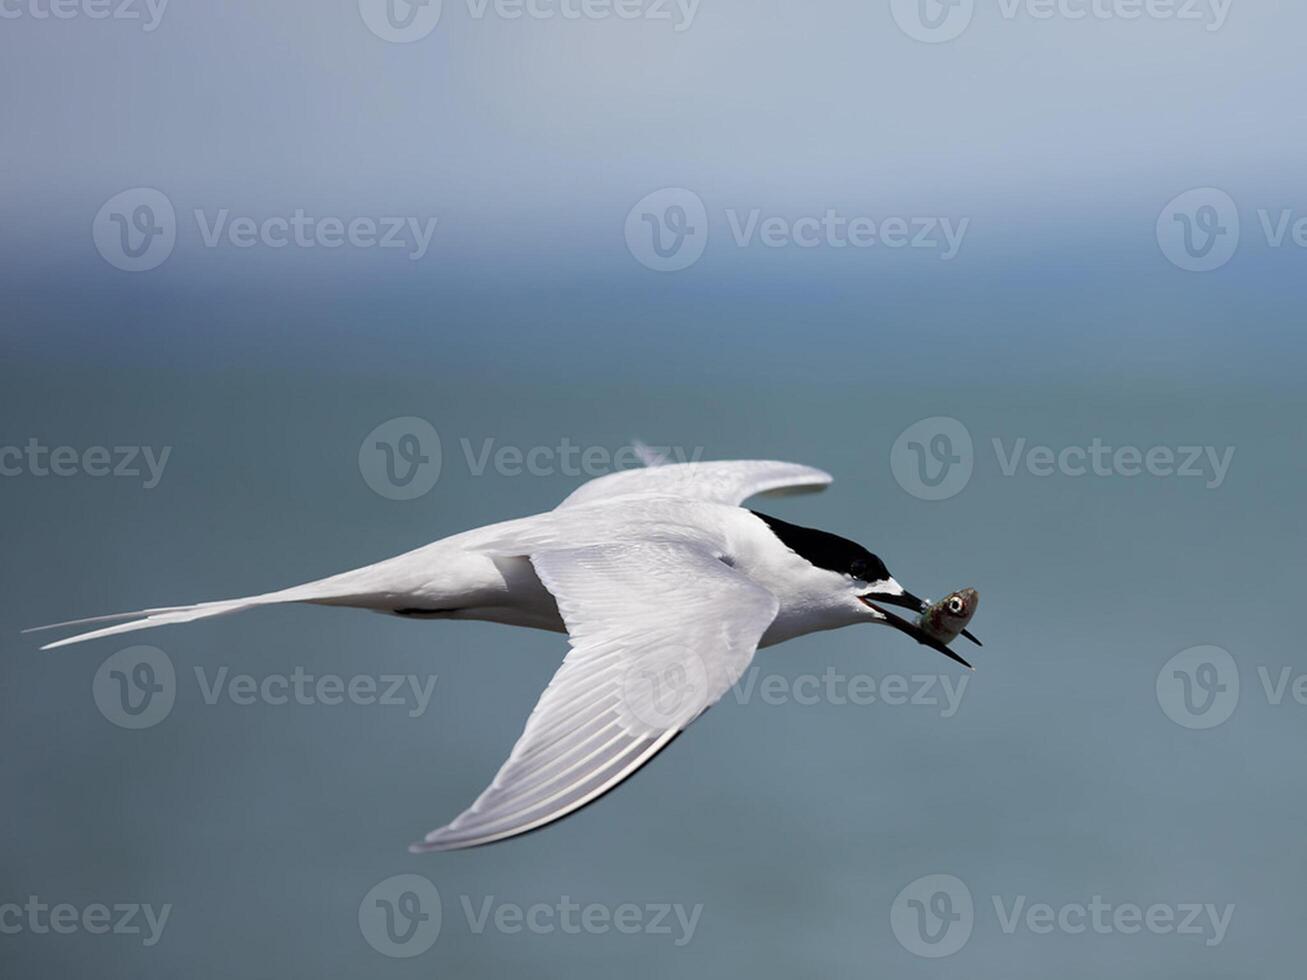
{"left": 723, "top": 510, "right": 864, "bottom": 647}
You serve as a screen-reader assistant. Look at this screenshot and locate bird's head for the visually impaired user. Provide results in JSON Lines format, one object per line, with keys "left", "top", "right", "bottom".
{"left": 751, "top": 512, "right": 978, "bottom": 669}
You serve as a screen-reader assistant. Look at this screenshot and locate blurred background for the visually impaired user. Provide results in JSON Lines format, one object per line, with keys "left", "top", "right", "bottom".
{"left": 3, "top": 0, "right": 1305, "bottom": 976}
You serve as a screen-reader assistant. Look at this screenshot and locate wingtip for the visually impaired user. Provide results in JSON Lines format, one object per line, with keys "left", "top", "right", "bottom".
{"left": 629, "top": 439, "right": 668, "bottom": 468}
{"left": 409, "top": 835, "right": 452, "bottom": 854}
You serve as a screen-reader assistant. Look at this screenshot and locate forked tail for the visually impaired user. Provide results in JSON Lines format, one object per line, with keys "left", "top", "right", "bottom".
{"left": 24, "top": 560, "right": 416, "bottom": 650}
{"left": 24, "top": 597, "right": 278, "bottom": 650}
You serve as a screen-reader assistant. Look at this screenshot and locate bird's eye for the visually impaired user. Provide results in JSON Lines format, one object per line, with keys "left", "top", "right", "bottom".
{"left": 947, "top": 596, "right": 965, "bottom": 614}
{"left": 849, "top": 559, "right": 868, "bottom": 579}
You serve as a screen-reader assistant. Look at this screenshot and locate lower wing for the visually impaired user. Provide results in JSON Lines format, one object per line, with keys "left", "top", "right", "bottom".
{"left": 411, "top": 539, "right": 778, "bottom": 851}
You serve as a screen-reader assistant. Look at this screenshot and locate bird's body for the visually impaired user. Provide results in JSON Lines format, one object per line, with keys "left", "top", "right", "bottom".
{"left": 367, "top": 501, "right": 866, "bottom": 647}
{"left": 30, "top": 458, "right": 978, "bottom": 851}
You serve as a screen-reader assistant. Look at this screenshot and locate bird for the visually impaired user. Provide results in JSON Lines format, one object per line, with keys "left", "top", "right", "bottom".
{"left": 28, "top": 457, "right": 980, "bottom": 851}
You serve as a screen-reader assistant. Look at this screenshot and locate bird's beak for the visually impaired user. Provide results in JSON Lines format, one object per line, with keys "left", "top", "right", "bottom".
{"left": 870, "top": 590, "right": 983, "bottom": 647}
{"left": 858, "top": 592, "right": 975, "bottom": 671}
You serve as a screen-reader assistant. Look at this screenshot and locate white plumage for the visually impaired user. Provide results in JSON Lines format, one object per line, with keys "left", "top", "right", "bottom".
{"left": 29, "top": 458, "right": 972, "bottom": 850}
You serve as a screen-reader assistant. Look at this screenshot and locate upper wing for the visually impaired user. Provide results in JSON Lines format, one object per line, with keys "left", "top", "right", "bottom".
{"left": 411, "top": 541, "right": 779, "bottom": 852}
{"left": 556, "top": 459, "right": 832, "bottom": 510}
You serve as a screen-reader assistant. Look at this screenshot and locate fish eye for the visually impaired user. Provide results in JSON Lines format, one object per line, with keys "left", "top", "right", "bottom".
{"left": 947, "top": 596, "right": 965, "bottom": 614}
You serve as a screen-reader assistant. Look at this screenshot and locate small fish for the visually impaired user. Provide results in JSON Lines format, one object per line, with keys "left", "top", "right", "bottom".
{"left": 917, "top": 588, "right": 980, "bottom": 646}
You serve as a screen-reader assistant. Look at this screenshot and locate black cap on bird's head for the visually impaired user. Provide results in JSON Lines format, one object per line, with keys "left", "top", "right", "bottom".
{"left": 751, "top": 511, "right": 980, "bottom": 670}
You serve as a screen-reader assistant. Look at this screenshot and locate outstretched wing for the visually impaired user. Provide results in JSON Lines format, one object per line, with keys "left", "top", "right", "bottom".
{"left": 556, "top": 459, "right": 831, "bottom": 510}
{"left": 411, "top": 541, "right": 779, "bottom": 852}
